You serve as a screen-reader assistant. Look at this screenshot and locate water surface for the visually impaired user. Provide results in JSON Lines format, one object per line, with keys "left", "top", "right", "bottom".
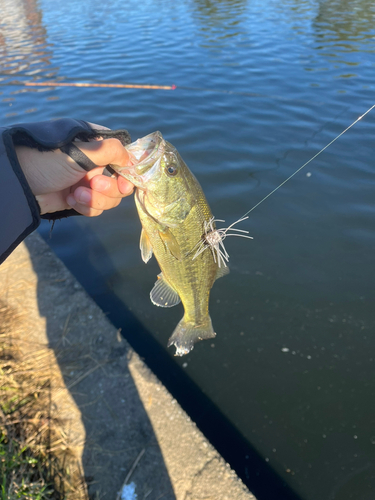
{"left": 1, "top": 1, "right": 375, "bottom": 498}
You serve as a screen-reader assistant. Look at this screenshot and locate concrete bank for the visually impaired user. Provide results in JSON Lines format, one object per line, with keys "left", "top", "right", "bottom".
{"left": 0, "top": 231, "right": 255, "bottom": 500}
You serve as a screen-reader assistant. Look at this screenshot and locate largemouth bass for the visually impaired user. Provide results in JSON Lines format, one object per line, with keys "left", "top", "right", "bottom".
{"left": 111, "top": 131, "right": 230, "bottom": 356}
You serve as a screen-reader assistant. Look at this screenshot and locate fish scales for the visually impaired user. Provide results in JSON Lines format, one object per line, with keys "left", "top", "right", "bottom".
{"left": 137, "top": 188, "right": 215, "bottom": 324}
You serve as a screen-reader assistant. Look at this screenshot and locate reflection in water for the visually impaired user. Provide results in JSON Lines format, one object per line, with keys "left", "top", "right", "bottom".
{"left": 313, "top": 0, "right": 375, "bottom": 49}
{"left": 282, "top": 0, "right": 375, "bottom": 81}
{"left": 0, "top": 0, "right": 55, "bottom": 78}
{"left": 190, "top": 0, "right": 248, "bottom": 45}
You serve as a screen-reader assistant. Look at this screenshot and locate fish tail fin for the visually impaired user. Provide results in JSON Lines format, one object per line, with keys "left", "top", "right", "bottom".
{"left": 167, "top": 316, "right": 216, "bottom": 356}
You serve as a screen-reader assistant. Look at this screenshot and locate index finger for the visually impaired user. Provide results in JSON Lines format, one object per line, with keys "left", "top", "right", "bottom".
{"left": 74, "top": 138, "right": 132, "bottom": 168}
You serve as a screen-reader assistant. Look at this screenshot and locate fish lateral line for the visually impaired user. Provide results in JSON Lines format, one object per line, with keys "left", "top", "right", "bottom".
{"left": 239, "top": 103, "right": 375, "bottom": 220}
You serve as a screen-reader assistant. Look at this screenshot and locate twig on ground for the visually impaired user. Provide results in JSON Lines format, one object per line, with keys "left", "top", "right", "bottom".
{"left": 116, "top": 448, "right": 146, "bottom": 500}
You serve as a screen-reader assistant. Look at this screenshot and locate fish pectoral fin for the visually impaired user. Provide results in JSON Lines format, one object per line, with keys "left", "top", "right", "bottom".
{"left": 167, "top": 316, "right": 216, "bottom": 356}
{"left": 150, "top": 273, "right": 181, "bottom": 308}
{"left": 140, "top": 228, "right": 153, "bottom": 263}
{"left": 158, "top": 228, "right": 182, "bottom": 260}
{"left": 215, "top": 265, "right": 230, "bottom": 281}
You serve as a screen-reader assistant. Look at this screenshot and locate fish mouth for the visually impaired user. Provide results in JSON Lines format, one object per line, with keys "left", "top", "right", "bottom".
{"left": 110, "top": 131, "right": 166, "bottom": 188}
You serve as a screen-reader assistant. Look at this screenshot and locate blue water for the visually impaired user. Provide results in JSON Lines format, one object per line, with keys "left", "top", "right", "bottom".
{"left": 1, "top": 0, "right": 375, "bottom": 498}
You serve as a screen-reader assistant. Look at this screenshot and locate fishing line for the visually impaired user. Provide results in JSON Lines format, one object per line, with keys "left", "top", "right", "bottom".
{"left": 239, "top": 104, "right": 375, "bottom": 220}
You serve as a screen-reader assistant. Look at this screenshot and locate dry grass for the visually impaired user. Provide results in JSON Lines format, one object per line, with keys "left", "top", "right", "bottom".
{"left": 0, "top": 299, "right": 87, "bottom": 500}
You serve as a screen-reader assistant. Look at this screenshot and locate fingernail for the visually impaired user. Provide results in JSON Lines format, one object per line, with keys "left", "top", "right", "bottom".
{"left": 78, "top": 191, "right": 91, "bottom": 204}
{"left": 120, "top": 185, "right": 134, "bottom": 195}
{"left": 119, "top": 179, "right": 134, "bottom": 195}
{"left": 95, "top": 178, "right": 110, "bottom": 191}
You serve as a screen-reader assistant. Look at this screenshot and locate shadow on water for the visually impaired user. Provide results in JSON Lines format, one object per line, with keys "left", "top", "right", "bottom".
{"left": 25, "top": 234, "right": 176, "bottom": 500}
{"left": 34, "top": 221, "right": 302, "bottom": 500}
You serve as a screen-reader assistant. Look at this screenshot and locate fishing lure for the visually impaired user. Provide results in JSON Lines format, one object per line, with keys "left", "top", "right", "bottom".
{"left": 192, "top": 216, "right": 253, "bottom": 268}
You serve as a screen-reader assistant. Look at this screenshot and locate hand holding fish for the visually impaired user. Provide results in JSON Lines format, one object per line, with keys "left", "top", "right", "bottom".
{"left": 16, "top": 133, "right": 134, "bottom": 216}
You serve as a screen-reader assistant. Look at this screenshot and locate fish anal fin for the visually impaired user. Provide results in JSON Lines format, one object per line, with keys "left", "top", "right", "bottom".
{"left": 150, "top": 273, "right": 181, "bottom": 308}
{"left": 159, "top": 228, "right": 182, "bottom": 260}
{"left": 215, "top": 265, "right": 230, "bottom": 281}
{"left": 167, "top": 316, "right": 216, "bottom": 356}
{"left": 140, "top": 228, "right": 153, "bottom": 263}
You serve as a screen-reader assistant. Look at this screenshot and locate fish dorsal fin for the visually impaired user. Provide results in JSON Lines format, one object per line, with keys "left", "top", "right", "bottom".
{"left": 215, "top": 265, "right": 230, "bottom": 281}
{"left": 140, "top": 228, "right": 153, "bottom": 263}
{"left": 150, "top": 273, "right": 181, "bottom": 308}
{"left": 158, "top": 228, "right": 182, "bottom": 260}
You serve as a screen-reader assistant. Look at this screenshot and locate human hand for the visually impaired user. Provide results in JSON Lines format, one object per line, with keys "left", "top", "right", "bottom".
{"left": 16, "top": 136, "right": 134, "bottom": 216}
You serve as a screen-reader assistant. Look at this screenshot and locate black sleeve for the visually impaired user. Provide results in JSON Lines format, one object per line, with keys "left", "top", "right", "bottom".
{"left": 0, "top": 118, "right": 131, "bottom": 265}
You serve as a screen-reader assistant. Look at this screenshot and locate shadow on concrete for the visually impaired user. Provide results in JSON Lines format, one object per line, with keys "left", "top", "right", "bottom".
{"left": 25, "top": 232, "right": 176, "bottom": 500}
{"left": 31, "top": 218, "right": 303, "bottom": 500}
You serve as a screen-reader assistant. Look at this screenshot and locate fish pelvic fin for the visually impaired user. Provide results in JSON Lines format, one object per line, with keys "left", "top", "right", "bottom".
{"left": 167, "top": 316, "right": 216, "bottom": 356}
{"left": 140, "top": 228, "right": 153, "bottom": 263}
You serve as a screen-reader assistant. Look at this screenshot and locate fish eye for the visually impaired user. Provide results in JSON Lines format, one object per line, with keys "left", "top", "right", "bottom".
{"left": 166, "top": 163, "right": 178, "bottom": 177}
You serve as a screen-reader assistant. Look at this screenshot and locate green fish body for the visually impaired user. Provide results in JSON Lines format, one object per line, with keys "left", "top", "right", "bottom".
{"left": 112, "top": 132, "right": 228, "bottom": 356}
